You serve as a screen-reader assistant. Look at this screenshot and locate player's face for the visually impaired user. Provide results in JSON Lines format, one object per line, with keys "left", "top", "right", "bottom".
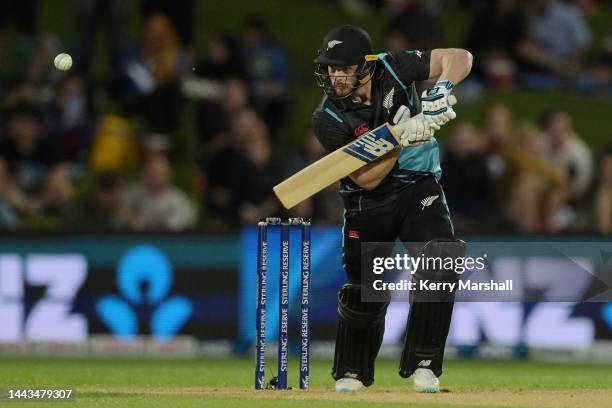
{"left": 328, "top": 65, "right": 359, "bottom": 97}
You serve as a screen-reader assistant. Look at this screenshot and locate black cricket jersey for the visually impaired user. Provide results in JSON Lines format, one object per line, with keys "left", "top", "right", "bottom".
{"left": 312, "top": 50, "right": 442, "bottom": 211}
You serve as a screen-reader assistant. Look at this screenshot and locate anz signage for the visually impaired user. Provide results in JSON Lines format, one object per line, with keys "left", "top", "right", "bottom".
{"left": 97, "top": 245, "right": 192, "bottom": 341}
{"left": 0, "top": 245, "right": 193, "bottom": 343}
{"left": 0, "top": 254, "right": 88, "bottom": 342}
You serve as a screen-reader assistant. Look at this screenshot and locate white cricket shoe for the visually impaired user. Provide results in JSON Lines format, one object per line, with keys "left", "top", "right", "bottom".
{"left": 412, "top": 368, "right": 440, "bottom": 393}
{"left": 335, "top": 378, "right": 364, "bottom": 392}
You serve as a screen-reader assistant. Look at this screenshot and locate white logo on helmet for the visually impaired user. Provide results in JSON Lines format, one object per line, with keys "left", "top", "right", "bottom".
{"left": 327, "top": 40, "right": 343, "bottom": 50}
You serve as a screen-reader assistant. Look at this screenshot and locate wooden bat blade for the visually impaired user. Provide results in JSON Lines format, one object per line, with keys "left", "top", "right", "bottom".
{"left": 273, "top": 152, "right": 366, "bottom": 209}
{"left": 273, "top": 123, "right": 399, "bottom": 209}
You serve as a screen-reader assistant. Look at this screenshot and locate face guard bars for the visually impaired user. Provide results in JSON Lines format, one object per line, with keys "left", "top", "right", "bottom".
{"left": 314, "top": 56, "right": 377, "bottom": 99}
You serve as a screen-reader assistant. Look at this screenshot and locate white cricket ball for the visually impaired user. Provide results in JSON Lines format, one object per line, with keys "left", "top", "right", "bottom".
{"left": 54, "top": 53, "right": 73, "bottom": 71}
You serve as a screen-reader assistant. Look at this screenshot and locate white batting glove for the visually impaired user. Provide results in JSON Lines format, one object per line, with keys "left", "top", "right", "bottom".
{"left": 392, "top": 106, "right": 440, "bottom": 147}
{"left": 392, "top": 105, "right": 412, "bottom": 126}
{"left": 421, "top": 80, "right": 457, "bottom": 126}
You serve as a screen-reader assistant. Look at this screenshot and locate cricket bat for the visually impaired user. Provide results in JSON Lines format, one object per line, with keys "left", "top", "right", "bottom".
{"left": 273, "top": 123, "right": 400, "bottom": 209}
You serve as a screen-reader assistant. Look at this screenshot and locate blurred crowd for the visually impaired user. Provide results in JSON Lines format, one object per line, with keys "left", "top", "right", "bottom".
{"left": 360, "top": 0, "right": 612, "bottom": 92}
{"left": 0, "top": 0, "right": 293, "bottom": 231}
{"left": 441, "top": 106, "right": 612, "bottom": 234}
{"left": 0, "top": 0, "right": 610, "bottom": 233}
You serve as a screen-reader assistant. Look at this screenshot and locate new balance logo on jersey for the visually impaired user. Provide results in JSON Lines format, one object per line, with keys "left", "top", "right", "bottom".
{"left": 327, "top": 40, "right": 343, "bottom": 50}
{"left": 383, "top": 87, "right": 394, "bottom": 111}
{"left": 421, "top": 195, "right": 439, "bottom": 210}
{"left": 418, "top": 360, "right": 432, "bottom": 367}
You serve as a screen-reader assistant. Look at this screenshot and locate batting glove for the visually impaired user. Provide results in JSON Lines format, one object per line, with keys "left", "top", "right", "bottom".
{"left": 421, "top": 80, "right": 457, "bottom": 126}
{"left": 392, "top": 106, "right": 440, "bottom": 147}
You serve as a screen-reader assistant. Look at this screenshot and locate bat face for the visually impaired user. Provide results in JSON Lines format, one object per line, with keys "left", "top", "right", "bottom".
{"left": 273, "top": 123, "right": 399, "bottom": 209}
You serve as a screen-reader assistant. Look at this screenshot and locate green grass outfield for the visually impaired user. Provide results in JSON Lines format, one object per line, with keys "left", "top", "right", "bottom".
{"left": 2, "top": 357, "right": 612, "bottom": 407}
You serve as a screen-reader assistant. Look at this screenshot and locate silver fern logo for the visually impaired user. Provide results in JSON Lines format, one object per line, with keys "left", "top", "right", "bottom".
{"left": 327, "top": 40, "right": 343, "bottom": 50}
{"left": 421, "top": 194, "right": 439, "bottom": 210}
{"left": 383, "top": 87, "right": 394, "bottom": 111}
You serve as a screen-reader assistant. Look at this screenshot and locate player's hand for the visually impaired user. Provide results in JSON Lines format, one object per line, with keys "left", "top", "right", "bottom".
{"left": 394, "top": 112, "right": 440, "bottom": 147}
{"left": 421, "top": 80, "right": 457, "bottom": 126}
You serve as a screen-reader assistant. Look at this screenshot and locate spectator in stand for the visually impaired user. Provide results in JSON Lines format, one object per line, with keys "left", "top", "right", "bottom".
{"left": 0, "top": 104, "right": 75, "bottom": 223}
{"left": 504, "top": 125, "right": 568, "bottom": 232}
{"left": 1, "top": 35, "right": 65, "bottom": 101}
{"left": 595, "top": 148, "right": 612, "bottom": 235}
{"left": 0, "top": 159, "right": 56, "bottom": 229}
{"left": 480, "top": 105, "right": 514, "bottom": 184}
{"left": 202, "top": 115, "right": 247, "bottom": 228}
{"left": 481, "top": 105, "right": 514, "bottom": 152}
{"left": 41, "top": 165, "right": 74, "bottom": 221}
{"left": 191, "top": 34, "right": 248, "bottom": 143}
{"left": 1, "top": 105, "right": 62, "bottom": 189}
{"left": 195, "top": 34, "right": 247, "bottom": 81}
{"left": 441, "top": 122, "right": 498, "bottom": 232}
{"left": 196, "top": 79, "right": 250, "bottom": 227}
{"left": 50, "top": 75, "right": 92, "bottom": 163}
{"left": 203, "top": 109, "right": 283, "bottom": 227}
{"left": 75, "top": 0, "right": 127, "bottom": 78}
{"left": 141, "top": 0, "right": 195, "bottom": 50}
{"left": 117, "top": 155, "right": 196, "bottom": 231}
{"left": 465, "top": 0, "right": 527, "bottom": 88}
{"left": 519, "top": 0, "right": 591, "bottom": 89}
{"left": 478, "top": 105, "right": 569, "bottom": 232}
{"left": 190, "top": 75, "right": 249, "bottom": 145}
{"left": 540, "top": 111, "right": 593, "bottom": 200}
{"left": 578, "top": 30, "right": 612, "bottom": 92}
{"left": 89, "top": 114, "right": 139, "bottom": 172}
{"left": 385, "top": 0, "right": 444, "bottom": 51}
{"left": 78, "top": 173, "right": 124, "bottom": 230}
{"left": 234, "top": 110, "right": 283, "bottom": 223}
{"left": 0, "top": 159, "right": 22, "bottom": 228}
{"left": 25, "top": 35, "right": 66, "bottom": 90}
{"left": 532, "top": 111, "right": 593, "bottom": 231}
{"left": 118, "top": 13, "right": 190, "bottom": 134}
{"left": 384, "top": 29, "right": 409, "bottom": 53}
{"left": 240, "top": 16, "right": 291, "bottom": 137}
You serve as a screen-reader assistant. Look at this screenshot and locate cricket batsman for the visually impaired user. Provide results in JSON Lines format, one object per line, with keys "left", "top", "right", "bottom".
{"left": 311, "top": 25, "right": 472, "bottom": 392}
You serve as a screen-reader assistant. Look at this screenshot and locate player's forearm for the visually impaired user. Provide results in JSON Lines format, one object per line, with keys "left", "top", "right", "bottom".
{"left": 431, "top": 48, "right": 473, "bottom": 85}
{"left": 349, "top": 149, "right": 400, "bottom": 190}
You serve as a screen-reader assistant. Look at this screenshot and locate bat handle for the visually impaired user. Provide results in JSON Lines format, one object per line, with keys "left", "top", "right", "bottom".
{"left": 391, "top": 105, "right": 411, "bottom": 125}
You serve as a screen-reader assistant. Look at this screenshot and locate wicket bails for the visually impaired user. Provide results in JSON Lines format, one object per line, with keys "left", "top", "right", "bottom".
{"left": 255, "top": 217, "right": 311, "bottom": 390}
